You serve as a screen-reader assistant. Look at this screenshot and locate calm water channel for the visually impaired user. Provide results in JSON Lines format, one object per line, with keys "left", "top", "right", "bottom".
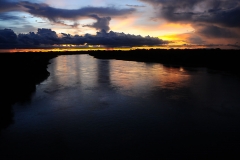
{"left": 1, "top": 54, "right": 240, "bottom": 159}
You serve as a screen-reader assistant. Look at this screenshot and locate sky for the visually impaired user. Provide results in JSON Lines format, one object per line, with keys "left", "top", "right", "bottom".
{"left": 0, "top": 0, "right": 240, "bottom": 48}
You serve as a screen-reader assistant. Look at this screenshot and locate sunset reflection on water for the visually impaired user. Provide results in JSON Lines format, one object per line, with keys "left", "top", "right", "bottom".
{"left": 46, "top": 55, "right": 191, "bottom": 99}
{"left": 2, "top": 54, "right": 240, "bottom": 159}
{"left": 110, "top": 60, "right": 190, "bottom": 97}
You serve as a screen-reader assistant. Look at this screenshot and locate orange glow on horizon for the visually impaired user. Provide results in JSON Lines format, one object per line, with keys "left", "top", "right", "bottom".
{"left": 159, "top": 34, "right": 186, "bottom": 45}
{"left": 154, "top": 23, "right": 193, "bottom": 45}
{"left": 0, "top": 44, "right": 237, "bottom": 54}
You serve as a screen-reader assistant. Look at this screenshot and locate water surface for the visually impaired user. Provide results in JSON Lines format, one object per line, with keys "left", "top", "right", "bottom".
{"left": 1, "top": 54, "right": 240, "bottom": 159}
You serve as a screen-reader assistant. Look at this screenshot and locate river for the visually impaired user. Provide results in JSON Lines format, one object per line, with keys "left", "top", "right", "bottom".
{"left": 1, "top": 54, "right": 240, "bottom": 159}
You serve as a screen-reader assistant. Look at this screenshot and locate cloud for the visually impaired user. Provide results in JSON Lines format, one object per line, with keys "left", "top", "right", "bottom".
{"left": 17, "top": 28, "right": 59, "bottom": 45}
{"left": 0, "top": 13, "right": 21, "bottom": 20}
{"left": 0, "top": 0, "right": 22, "bottom": 13}
{"left": 84, "top": 15, "right": 111, "bottom": 31}
{"left": 140, "top": 0, "right": 240, "bottom": 40}
{"left": 227, "top": 44, "right": 240, "bottom": 49}
{"left": 77, "top": 30, "right": 166, "bottom": 46}
{"left": 0, "top": 0, "right": 135, "bottom": 31}
{"left": 0, "top": 29, "right": 18, "bottom": 44}
{"left": 170, "top": 32, "right": 206, "bottom": 44}
{"left": 126, "top": 4, "right": 146, "bottom": 8}
{"left": 140, "top": 0, "right": 240, "bottom": 26}
{"left": 203, "top": 6, "right": 240, "bottom": 28}
{"left": 188, "top": 35, "right": 205, "bottom": 44}
{"left": 194, "top": 24, "right": 239, "bottom": 38}
{"left": 51, "top": 21, "right": 79, "bottom": 28}
{"left": 19, "top": 1, "right": 135, "bottom": 21}
{"left": 0, "top": 28, "right": 167, "bottom": 48}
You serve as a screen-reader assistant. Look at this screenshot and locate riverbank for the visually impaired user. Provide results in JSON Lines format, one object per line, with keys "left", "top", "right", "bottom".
{"left": 0, "top": 53, "right": 57, "bottom": 130}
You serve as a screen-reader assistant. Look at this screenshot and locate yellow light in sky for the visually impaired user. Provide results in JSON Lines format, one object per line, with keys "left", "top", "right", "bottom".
{"left": 160, "top": 34, "right": 185, "bottom": 44}
{"left": 160, "top": 34, "right": 180, "bottom": 41}
{"left": 111, "top": 18, "right": 136, "bottom": 31}
{"left": 156, "top": 23, "right": 194, "bottom": 45}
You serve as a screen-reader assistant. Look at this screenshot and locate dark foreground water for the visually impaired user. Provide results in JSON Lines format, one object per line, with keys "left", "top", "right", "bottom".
{"left": 1, "top": 55, "right": 240, "bottom": 159}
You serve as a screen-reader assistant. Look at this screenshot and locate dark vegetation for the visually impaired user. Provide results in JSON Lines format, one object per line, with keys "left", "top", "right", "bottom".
{"left": 89, "top": 49, "right": 240, "bottom": 74}
{"left": 0, "top": 53, "right": 57, "bottom": 130}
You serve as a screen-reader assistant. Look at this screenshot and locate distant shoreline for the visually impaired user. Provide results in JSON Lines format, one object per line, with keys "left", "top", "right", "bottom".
{"left": 0, "top": 46, "right": 240, "bottom": 53}
{"left": 1, "top": 48, "right": 240, "bottom": 73}
{"left": 88, "top": 49, "right": 240, "bottom": 74}
{"left": 73, "top": 49, "right": 240, "bottom": 75}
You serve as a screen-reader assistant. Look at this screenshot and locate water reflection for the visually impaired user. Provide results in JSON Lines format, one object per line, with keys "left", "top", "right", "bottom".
{"left": 110, "top": 60, "right": 190, "bottom": 97}
{"left": 1, "top": 55, "right": 240, "bottom": 159}
{"left": 44, "top": 55, "right": 98, "bottom": 91}
{"left": 97, "top": 60, "right": 110, "bottom": 86}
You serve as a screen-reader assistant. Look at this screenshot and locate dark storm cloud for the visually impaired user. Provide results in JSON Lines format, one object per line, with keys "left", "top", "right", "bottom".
{"left": 70, "top": 30, "right": 166, "bottom": 46}
{"left": 194, "top": 24, "right": 239, "bottom": 38}
{"left": 0, "top": 28, "right": 166, "bottom": 48}
{"left": 19, "top": 1, "right": 135, "bottom": 21}
{"left": 0, "top": 29, "right": 18, "bottom": 43}
{"left": 203, "top": 6, "right": 240, "bottom": 28}
{"left": 0, "top": 0, "right": 22, "bottom": 13}
{"left": 140, "top": 0, "right": 240, "bottom": 26}
{"left": 0, "top": 0, "right": 135, "bottom": 31}
{"left": 0, "top": 0, "right": 135, "bottom": 19}
{"left": 140, "top": 0, "right": 240, "bottom": 39}
{"left": 18, "top": 28, "right": 59, "bottom": 45}
{"left": 84, "top": 15, "right": 111, "bottom": 31}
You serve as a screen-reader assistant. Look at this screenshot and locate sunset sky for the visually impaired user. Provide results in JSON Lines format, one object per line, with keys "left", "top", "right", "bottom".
{"left": 0, "top": 0, "right": 240, "bottom": 48}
